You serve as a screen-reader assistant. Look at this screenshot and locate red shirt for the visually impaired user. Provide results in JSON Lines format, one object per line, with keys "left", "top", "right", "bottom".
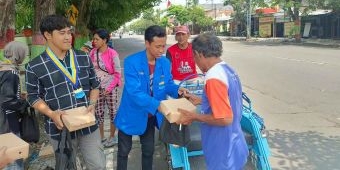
{"left": 148, "top": 63, "right": 155, "bottom": 117}
{"left": 166, "top": 43, "right": 197, "bottom": 81}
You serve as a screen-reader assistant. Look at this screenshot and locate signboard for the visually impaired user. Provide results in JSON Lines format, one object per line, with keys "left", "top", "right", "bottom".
{"left": 259, "top": 23, "right": 272, "bottom": 37}
{"left": 303, "top": 22, "right": 311, "bottom": 37}
{"left": 66, "top": 5, "right": 78, "bottom": 26}
{"left": 284, "top": 22, "right": 294, "bottom": 37}
{"left": 259, "top": 17, "right": 274, "bottom": 23}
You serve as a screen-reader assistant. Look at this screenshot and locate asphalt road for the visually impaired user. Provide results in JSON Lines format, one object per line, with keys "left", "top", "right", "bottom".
{"left": 113, "top": 34, "right": 340, "bottom": 170}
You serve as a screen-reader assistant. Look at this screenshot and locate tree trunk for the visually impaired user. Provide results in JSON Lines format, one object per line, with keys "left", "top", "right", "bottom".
{"left": 31, "top": 0, "right": 56, "bottom": 59}
{"left": 72, "top": 0, "right": 93, "bottom": 49}
{"left": 0, "top": 0, "right": 15, "bottom": 49}
{"left": 294, "top": 17, "right": 301, "bottom": 42}
{"left": 75, "top": 0, "right": 92, "bottom": 36}
{"left": 293, "top": 3, "right": 301, "bottom": 43}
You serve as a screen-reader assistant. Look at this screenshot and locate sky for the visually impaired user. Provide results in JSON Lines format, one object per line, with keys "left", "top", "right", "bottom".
{"left": 156, "top": 0, "right": 224, "bottom": 10}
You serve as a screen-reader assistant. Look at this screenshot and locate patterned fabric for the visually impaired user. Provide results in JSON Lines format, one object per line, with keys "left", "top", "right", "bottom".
{"left": 95, "top": 87, "right": 119, "bottom": 124}
{"left": 26, "top": 50, "right": 100, "bottom": 139}
{"left": 148, "top": 64, "right": 155, "bottom": 96}
{"left": 93, "top": 51, "right": 114, "bottom": 90}
{"left": 89, "top": 47, "right": 121, "bottom": 92}
{"left": 166, "top": 43, "right": 197, "bottom": 81}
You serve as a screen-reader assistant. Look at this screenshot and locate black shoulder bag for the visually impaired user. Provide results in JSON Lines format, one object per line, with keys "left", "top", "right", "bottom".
{"left": 55, "top": 127, "right": 77, "bottom": 170}
{"left": 0, "top": 72, "right": 10, "bottom": 134}
{"left": 97, "top": 50, "right": 108, "bottom": 73}
{"left": 20, "top": 107, "right": 40, "bottom": 143}
{"left": 0, "top": 106, "right": 10, "bottom": 134}
{"left": 159, "top": 118, "right": 191, "bottom": 146}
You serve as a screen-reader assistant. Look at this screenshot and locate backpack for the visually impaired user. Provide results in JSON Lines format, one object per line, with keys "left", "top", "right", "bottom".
{"left": 0, "top": 71, "right": 10, "bottom": 134}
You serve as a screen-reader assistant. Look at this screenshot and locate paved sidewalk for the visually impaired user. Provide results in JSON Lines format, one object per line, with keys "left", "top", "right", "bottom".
{"left": 27, "top": 118, "right": 169, "bottom": 170}
{"left": 28, "top": 92, "right": 173, "bottom": 170}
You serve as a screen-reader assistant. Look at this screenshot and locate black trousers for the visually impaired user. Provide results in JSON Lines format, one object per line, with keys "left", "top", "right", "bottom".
{"left": 117, "top": 116, "right": 156, "bottom": 170}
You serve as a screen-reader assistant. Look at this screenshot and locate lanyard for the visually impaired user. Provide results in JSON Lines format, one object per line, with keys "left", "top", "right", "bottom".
{"left": 46, "top": 48, "right": 85, "bottom": 99}
{"left": 46, "top": 48, "right": 79, "bottom": 88}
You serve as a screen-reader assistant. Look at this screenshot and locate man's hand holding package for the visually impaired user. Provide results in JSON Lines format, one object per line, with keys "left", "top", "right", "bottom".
{"left": 51, "top": 110, "right": 65, "bottom": 130}
{"left": 176, "top": 108, "right": 196, "bottom": 125}
{"left": 87, "top": 104, "right": 95, "bottom": 115}
{"left": 184, "top": 93, "right": 202, "bottom": 105}
{"left": 178, "top": 87, "right": 189, "bottom": 97}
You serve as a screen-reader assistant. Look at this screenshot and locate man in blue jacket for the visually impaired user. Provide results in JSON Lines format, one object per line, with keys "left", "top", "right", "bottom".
{"left": 115, "top": 25, "right": 187, "bottom": 170}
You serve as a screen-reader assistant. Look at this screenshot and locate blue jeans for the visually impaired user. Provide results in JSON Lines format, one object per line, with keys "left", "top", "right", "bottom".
{"left": 117, "top": 116, "right": 156, "bottom": 170}
{"left": 3, "top": 159, "right": 23, "bottom": 170}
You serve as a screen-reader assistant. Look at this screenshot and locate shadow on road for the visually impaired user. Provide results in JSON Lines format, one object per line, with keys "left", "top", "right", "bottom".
{"left": 269, "top": 129, "right": 340, "bottom": 170}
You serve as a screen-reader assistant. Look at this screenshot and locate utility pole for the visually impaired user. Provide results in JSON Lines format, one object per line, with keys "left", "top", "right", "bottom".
{"left": 207, "top": 0, "right": 215, "bottom": 32}
{"left": 246, "top": 0, "right": 252, "bottom": 39}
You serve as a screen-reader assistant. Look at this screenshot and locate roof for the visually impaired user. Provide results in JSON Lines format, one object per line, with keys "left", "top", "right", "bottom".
{"left": 255, "top": 8, "right": 278, "bottom": 14}
{"left": 199, "top": 3, "right": 233, "bottom": 11}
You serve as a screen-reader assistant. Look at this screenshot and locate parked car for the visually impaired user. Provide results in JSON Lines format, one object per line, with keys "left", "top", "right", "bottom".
{"left": 128, "top": 31, "right": 134, "bottom": 35}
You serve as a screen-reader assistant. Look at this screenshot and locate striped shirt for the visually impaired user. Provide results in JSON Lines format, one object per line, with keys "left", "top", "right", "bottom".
{"left": 26, "top": 49, "right": 100, "bottom": 139}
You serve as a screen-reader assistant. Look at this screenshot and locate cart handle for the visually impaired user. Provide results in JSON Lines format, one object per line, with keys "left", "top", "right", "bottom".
{"left": 242, "top": 92, "right": 252, "bottom": 110}
{"left": 178, "top": 73, "right": 205, "bottom": 87}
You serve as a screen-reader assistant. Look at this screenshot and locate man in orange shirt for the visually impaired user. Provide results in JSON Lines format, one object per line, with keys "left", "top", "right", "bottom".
{"left": 177, "top": 33, "right": 248, "bottom": 170}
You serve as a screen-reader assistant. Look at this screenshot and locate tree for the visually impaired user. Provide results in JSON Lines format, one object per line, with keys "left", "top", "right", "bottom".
{"left": 326, "top": 0, "right": 340, "bottom": 13}
{"left": 16, "top": 0, "right": 34, "bottom": 33}
{"left": 226, "top": 0, "right": 340, "bottom": 40}
{"left": 224, "top": 0, "right": 249, "bottom": 36}
{"left": 271, "top": 0, "right": 302, "bottom": 41}
{"left": 31, "top": 0, "right": 56, "bottom": 58}
{"left": 128, "top": 19, "right": 156, "bottom": 34}
{"left": 167, "top": 5, "right": 190, "bottom": 25}
{"left": 187, "top": 0, "right": 199, "bottom": 7}
{"left": 270, "top": 0, "right": 340, "bottom": 41}
{"left": 188, "top": 6, "right": 214, "bottom": 32}
{"left": 128, "top": 7, "right": 164, "bottom": 34}
{"left": 87, "top": 0, "right": 161, "bottom": 31}
{"left": 0, "top": 0, "right": 15, "bottom": 50}
{"left": 2, "top": 0, "right": 162, "bottom": 53}
{"left": 159, "top": 16, "right": 171, "bottom": 28}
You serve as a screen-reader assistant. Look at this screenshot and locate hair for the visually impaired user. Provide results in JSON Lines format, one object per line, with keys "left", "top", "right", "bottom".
{"left": 3, "top": 41, "right": 29, "bottom": 66}
{"left": 192, "top": 33, "right": 222, "bottom": 58}
{"left": 144, "top": 25, "right": 166, "bottom": 43}
{"left": 40, "top": 15, "right": 72, "bottom": 37}
{"left": 94, "top": 29, "right": 110, "bottom": 43}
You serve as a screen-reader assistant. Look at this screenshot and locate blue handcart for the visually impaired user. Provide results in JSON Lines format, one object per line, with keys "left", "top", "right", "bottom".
{"left": 241, "top": 92, "right": 271, "bottom": 170}
{"left": 166, "top": 74, "right": 271, "bottom": 170}
{"left": 165, "top": 74, "right": 205, "bottom": 170}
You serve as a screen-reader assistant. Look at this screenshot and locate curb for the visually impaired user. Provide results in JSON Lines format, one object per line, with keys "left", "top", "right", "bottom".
{"left": 218, "top": 37, "right": 340, "bottom": 49}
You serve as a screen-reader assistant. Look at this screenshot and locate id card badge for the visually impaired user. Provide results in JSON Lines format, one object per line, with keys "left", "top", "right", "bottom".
{"left": 74, "top": 88, "right": 85, "bottom": 99}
